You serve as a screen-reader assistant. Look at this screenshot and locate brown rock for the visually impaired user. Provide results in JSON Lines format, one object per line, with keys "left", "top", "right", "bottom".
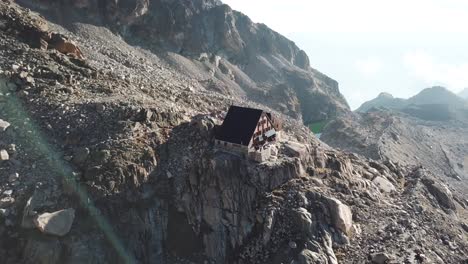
{"left": 47, "top": 33, "right": 85, "bottom": 60}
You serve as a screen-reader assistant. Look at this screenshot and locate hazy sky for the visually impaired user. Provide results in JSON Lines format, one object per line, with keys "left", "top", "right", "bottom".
{"left": 223, "top": 0, "right": 468, "bottom": 109}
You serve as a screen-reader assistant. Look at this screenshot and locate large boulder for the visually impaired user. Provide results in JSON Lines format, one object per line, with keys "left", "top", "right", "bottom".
{"left": 284, "top": 141, "right": 308, "bottom": 159}
{"left": 34, "top": 208, "right": 75, "bottom": 236}
{"left": 0, "top": 119, "right": 10, "bottom": 131}
{"left": 371, "top": 252, "right": 392, "bottom": 264}
{"left": 0, "top": 149, "right": 9, "bottom": 161}
{"left": 422, "top": 178, "right": 456, "bottom": 210}
{"left": 325, "top": 197, "right": 353, "bottom": 236}
{"left": 296, "top": 249, "right": 326, "bottom": 264}
{"left": 22, "top": 188, "right": 57, "bottom": 228}
{"left": 372, "top": 176, "right": 396, "bottom": 193}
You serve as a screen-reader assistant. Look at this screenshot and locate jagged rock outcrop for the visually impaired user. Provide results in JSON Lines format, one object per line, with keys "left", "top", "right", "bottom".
{"left": 422, "top": 177, "right": 456, "bottom": 210}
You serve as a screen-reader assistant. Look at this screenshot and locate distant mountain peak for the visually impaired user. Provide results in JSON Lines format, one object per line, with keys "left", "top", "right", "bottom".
{"left": 408, "top": 86, "right": 463, "bottom": 105}
{"left": 377, "top": 92, "right": 393, "bottom": 98}
{"left": 419, "top": 86, "right": 449, "bottom": 93}
{"left": 357, "top": 86, "right": 466, "bottom": 115}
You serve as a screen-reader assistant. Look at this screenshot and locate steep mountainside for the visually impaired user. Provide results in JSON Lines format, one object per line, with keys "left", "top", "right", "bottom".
{"left": 0, "top": 1, "right": 467, "bottom": 264}
{"left": 17, "top": 0, "right": 349, "bottom": 125}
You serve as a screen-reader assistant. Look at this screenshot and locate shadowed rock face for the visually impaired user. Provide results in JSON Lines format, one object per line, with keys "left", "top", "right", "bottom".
{"left": 18, "top": 0, "right": 349, "bottom": 124}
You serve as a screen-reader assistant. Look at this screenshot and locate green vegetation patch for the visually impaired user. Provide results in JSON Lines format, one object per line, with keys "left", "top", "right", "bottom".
{"left": 308, "top": 120, "right": 328, "bottom": 134}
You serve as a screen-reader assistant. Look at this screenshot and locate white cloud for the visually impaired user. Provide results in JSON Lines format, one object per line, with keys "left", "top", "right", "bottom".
{"left": 403, "top": 51, "right": 468, "bottom": 92}
{"left": 223, "top": 0, "right": 468, "bottom": 34}
{"left": 355, "top": 57, "right": 383, "bottom": 76}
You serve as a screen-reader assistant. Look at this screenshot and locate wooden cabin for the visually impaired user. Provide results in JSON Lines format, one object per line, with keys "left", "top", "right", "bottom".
{"left": 215, "top": 105, "right": 278, "bottom": 160}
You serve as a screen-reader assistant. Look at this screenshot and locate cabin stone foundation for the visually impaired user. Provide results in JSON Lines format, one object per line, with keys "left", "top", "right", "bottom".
{"left": 215, "top": 139, "right": 249, "bottom": 158}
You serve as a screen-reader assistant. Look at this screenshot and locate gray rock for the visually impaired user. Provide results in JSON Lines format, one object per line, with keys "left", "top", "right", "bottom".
{"left": 0, "top": 149, "right": 9, "bottom": 161}
{"left": 22, "top": 196, "right": 37, "bottom": 228}
{"left": 326, "top": 197, "right": 353, "bottom": 236}
{"left": 0, "top": 197, "right": 15, "bottom": 207}
{"left": 95, "top": 103, "right": 106, "bottom": 112}
{"left": 7, "top": 144, "right": 16, "bottom": 155}
{"left": 262, "top": 210, "right": 275, "bottom": 245}
{"left": 296, "top": 249, "right": 325, "bottom": 264}
{"left": 11, "top": 64, "right": 20, "bottom": 72}
{"left": 0, "top": 208, "right": 8, "bottom": 217}
{"left": 284, "top": 141, "right": 308, "bottom": 158}
{"left": 371, "top": 252, "right": 392, "bottom": 264}
{"left": 372, "top": 176, "right": 396, "bottom": 193}
{"left": 291, "top": 207, "right": 314, "bottom": 237}
{"left": 0, "top": 119, "right": 10, "bottom": 131}
{"left": 34, "top": 208, "right": 75, "bottom": 236}
{"left": 289, "top": 241, "right": 297, "bottom": 249}
{"left": 22, "top": 187, "right": 60, "bottom": 228}
{"left": 8, "top": 172, "right": 19, "bottom": 182}
{"left": 461, "top": 222, "right": 468, "bottom": 232}
{"left": 323, "top": 231, "right": 338, "bottom": 264}
{"left": 422, "top": 178, "right": 456, "bottom": 210}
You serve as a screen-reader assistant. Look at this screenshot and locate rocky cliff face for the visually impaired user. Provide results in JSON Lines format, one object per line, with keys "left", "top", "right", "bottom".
{"left": 17, "top": 0, "right": 350, "bottom": 124}
{"left": 1, "top": 1, "right": 467, "bottom": 264}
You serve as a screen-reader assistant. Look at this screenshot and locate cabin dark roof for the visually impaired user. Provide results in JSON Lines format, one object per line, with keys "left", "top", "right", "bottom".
{"left": 215, "top": 106, "right": 263, "bottom": 146}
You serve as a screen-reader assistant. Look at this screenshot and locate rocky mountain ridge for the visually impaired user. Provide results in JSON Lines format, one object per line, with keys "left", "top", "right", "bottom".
{"left": 356, "top": 86, "right": 468, "bottom": 122}
{"left": 356, "top": 92, "right": 407, "bottom": 113}
{"left": 357, "top": 86, "right": 467, "bottom": 114}
{"left": 0, "top": 1, "right": 467, "bottom": 263}
{"left": 17, "top": 0, "right": 349, "bottom": 125}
